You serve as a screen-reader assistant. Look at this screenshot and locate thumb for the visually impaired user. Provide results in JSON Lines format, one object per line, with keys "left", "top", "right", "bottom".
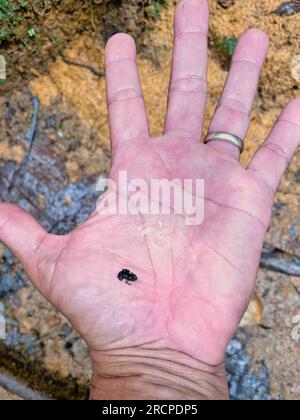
{"left": 0, "top": 203, "right": 50, "bottom": 286}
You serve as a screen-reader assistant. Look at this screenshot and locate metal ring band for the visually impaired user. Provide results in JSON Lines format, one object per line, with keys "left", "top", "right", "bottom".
{"left": 204, "top": 131, "right": 244, "bottom": 154}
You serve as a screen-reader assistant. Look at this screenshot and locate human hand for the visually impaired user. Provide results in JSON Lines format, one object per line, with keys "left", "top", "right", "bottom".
{"left": 0, "top": 0, "right": 299, "bottom": 400}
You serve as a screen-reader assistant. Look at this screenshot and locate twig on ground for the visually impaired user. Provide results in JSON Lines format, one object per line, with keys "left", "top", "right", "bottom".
{"left": 8, "top": 96, "right": 39, "bottom": 191}
{"left": 23, "top": 96, "right": 39, "bottom": 166}
{"left": 60, "top": 53, "right": 105, "bottom": 78}
{"left": 32, "top": 0, "right": 50, "bottom": 18}
{"left": 89, "top": 0, "right": 97, "bottom": 32}
{"left": 43, "top": 29, "right": 104, "bottom": 78}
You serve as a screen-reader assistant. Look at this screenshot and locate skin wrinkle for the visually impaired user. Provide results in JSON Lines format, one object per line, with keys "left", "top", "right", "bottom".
{"left": 182, "top": 296, "right": 235, "bottom": 364}
{"left": 170, "top": 76, "right": 208, "bottom": 94}
{"left": 203, "top": 194, "right": 269, "bottom": 231}
{"left": 78, "top": 283, "right": 143, "bottom": 348}
{"left": 146, "top": 141, "right": 173, "bottom": 181}
{"left": 45, "top": 233, "right": 73, "bottom": 299}
{"left": 88, "top": 326, "right": 139, "bottom": 352}
{"left": 121, "top": 132, "right": 150, "bottom": 143}
{"left": 200, "top": 234, "right": 243, "bottom": 275}
{"left": 166, "top": 261, "right": 208, "bottom": 352}
{"left": 95, "top": 185, "right": 195, "bottom": 233}
{"left": 96, "top": 339, "right": 162, "bottom": 353}
{"left": 0, "top": 210, "right": 50, "bottom": 283}
{"left": 171, "top": 221, "right": 260, "bottom": 324}
{"left": 246, "top": 166, "right": 276, "bottom": 196}
{"left": 277, "top": 118, "right": 300, "bottom": 131}
{"left": 167, "top": 272, "right": 246, "bottom": 360}
{"left": 169, "top": 86, "right": 207, "bottom": 94}
{"left": 111, "top": 134, "right": 150, "bottom": 151}
{"left": 141, "top": 371, "right": 215, "bottom": 396}
{"left": 138, "top": 212, "right": 159, "bottom": 328}
{"left": 171, "top": 75, "right": 207, "bottom": 82}
{"left": 200, "top": 142, "right": 241, "bottom": 163}
{"left": 104, "top": 355, "right": 201, "bottom": 379}
{"left": 96, "top": 370, "right": 208, "bottom": 399}
{"left": 143, "top": 382, "right": 220, "bottom": 401}
{"left": 105, "top": 57, "right": 137, "bottom": 68}
{"left": 166, "top": 289, "right": 228, "bottom": 367}
{"left": 175, "top": 30, "right": 208, "bottom": 38}
{"left": 46, "top": 243, "right": 153, "bottom": 296}
{"left": 101, "top": 347, "right": 222, "bottom": 372}
{"left": 184, "top": 225, "right": 207, "bottom": 268}
{"left": 75, "top": 248, "right": 147, "bottom": 274}
{"left": 0, "top": 213, "right": 13, "bottom": 231}
{"left": 232, "top": 58, "right": 261, "bottom": 67}
{"left": 218, "top": 97, "right": 252, "bottom": 115}
{"left": 75, "top": 218, "right": 132, "bottom": 233}
{"left": 32, "top": 230, "right": 49, "bottom": 254}
{"left": 104, "top": 177, "right": 213, "bottom": 229}
{"left": 112, "top": 141, "right": 268, "bottom": 230}
{"left": 96, "top": 354, "right": 222, "bottom": 394}
{"left": 108, "top": 88, "right": 144, "bottom": 105}
{"left": 147, "top": 371, "right": 207, "bottom": 393}
{"left": 213, "top": 104, "right": 250, "bottom": 123}
{"left": 164, "top": 129, "right": 194, "bottom": 138}
{"left": 194, "top": 219, "right": 242, "bottom": 277}
{"left": 35, "top": 231, "right": 54, "bottom": 288}
{"left": 164, "top": 132, "right": 194, "bottom": 140}
{"left": 220, "top": 86, "right": 255, "bottom": 106}
{"left": 166, "top": 220, "right": 176, "bottom": 344}
{"left": 95, "top": 181, "right": 192, "bottom": 227}
{"left": 259, "top": 142, "right": 290, "bottom": 164}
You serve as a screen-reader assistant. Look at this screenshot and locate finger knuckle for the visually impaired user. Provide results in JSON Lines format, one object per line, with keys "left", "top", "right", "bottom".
{"left": 170, "top": 75, "right": 207, "bottom": 94}
{"left": 108, "top": 87, "right": 142, "bottom": 104}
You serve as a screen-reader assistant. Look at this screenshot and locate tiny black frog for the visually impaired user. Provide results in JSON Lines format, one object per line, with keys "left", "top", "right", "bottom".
{"left": 117, "top": 269, "right": 138, "bottom": 285}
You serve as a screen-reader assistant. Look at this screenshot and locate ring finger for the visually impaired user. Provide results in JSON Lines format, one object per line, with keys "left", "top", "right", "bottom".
{"left": 206, "top": 29, "right": 269, "bottom": 159}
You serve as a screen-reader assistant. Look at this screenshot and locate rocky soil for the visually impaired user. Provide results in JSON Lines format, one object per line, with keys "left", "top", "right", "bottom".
{"left": 0, "top": 0, "right": 299, "bottom": 400}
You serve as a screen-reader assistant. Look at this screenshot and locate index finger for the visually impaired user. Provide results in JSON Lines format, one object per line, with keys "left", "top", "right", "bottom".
{"left": 105, "top": 34, "right": 150, "bottom": 147}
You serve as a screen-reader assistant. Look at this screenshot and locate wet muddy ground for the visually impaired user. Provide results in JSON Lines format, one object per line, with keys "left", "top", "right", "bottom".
{"left": 0, "top": 0, "right": 299, "bottom": 400}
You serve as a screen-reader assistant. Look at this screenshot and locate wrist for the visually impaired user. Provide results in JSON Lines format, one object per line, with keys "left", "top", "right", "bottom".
{"left": 90, "top": 347, "right": 228, "bottom": 400}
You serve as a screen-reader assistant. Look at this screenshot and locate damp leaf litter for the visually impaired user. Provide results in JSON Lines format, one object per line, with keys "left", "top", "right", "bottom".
{"left": 0, "top": 0, "right": 32, "bottom": 44}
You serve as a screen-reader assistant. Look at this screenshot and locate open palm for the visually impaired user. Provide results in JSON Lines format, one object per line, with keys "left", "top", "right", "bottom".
{"left": 1, "top": 0, "right": 299, "bottom": 373}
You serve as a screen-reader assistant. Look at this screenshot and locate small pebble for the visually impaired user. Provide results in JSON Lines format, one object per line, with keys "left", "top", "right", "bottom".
{"left": 273, "top": 1, "right": 300, "bottom": 16}
{"left": 217, "top": 0, "right": 236, "bottom": 8}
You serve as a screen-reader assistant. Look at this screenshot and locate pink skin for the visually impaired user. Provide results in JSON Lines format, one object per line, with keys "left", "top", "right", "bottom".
{"left": 0, "top": 0, "right": 299, "bottom": 370}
